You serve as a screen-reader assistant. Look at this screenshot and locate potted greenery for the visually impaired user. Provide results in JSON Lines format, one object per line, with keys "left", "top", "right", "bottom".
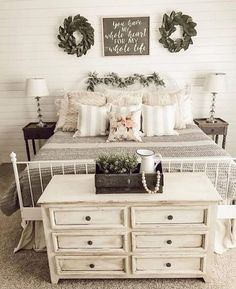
{"left": 95, "top": 153, "right": 163, "bottom": 194}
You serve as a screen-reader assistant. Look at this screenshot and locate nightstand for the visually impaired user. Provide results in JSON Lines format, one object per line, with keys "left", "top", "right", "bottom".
{"left": 194, "top": 118, "right": 228, "bottom": 149}
{"left": 23, "top": 122, "right": 56, "bottom": 161}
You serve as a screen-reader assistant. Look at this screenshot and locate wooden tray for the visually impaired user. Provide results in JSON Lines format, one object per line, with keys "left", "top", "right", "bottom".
{"left": 95, "top": 163, "right": 164, "bottom": 194}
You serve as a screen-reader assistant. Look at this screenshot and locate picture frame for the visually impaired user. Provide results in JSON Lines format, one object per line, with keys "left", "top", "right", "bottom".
{"left": 102, "top": 16, "right": 150, "bottom": 56}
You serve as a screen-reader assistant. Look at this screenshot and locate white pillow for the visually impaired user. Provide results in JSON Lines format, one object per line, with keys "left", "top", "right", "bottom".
{"left": 54, "top": 98, "right": 68, "bottom": 131}
{"left": 142, "top": 104, "right": 178, "bottom": 136}
{"left": 111, "top": 104, "right": 142, "bottom": 132}
{"left": 143, "top": 87, "right": 173, "bottom": 106}
{"left": 170, "top": 88, "right": 193, "bottom": 129}
{"left": 67, "top": 90, "right": 106, "bottom": 106}
{"left": 104, "top": 89, "right": 143, "bottom": 106}
{"left": 73, "top": 104, "right": 110, "bottom": 137}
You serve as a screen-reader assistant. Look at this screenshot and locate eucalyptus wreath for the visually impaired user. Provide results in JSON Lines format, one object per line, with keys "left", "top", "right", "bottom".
{"left": 57, "top": 14, "right": 94, "bottom": 57}
{"left": 159, "top": 11, "right": 197, "bottom": 53}
{"left": 86, "top": 72, "right": 165, "bottom": 91}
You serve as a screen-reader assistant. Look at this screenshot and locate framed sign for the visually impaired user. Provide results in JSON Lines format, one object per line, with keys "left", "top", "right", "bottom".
{"left": 102, "top": 16, "right": 150, "bottom": 56}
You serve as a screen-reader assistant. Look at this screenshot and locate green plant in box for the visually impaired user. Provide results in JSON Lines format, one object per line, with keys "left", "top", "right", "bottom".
{"left": 97, "top": 153, "right": 138, "bottom": 174}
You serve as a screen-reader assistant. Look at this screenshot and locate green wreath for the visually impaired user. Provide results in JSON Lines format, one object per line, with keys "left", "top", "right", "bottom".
{"left": 57, "top": 14, "right": 94, "bottom": 57}
{"left": 159, "top": 11, "right": 197, "bottom": 53}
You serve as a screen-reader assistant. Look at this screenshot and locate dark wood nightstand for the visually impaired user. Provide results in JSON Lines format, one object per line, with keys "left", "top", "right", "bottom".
{"left": 23, "top": 122, "right": 56, "bottom": 161}
{"left": 194, "top": 118, "right": 228, "bottom": 149}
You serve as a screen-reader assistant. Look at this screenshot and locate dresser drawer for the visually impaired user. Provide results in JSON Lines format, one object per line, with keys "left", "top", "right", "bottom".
{"left": 52, "top": 232, "right": 127, "bottom": 253}
{"left": 132, "top": 232, "right": 205, "bottom": 252}
{"left": 133, "top": 255, "right": 204, "bottom": 274}
{"left": 131, "top": 207, "right": 205, "bottom": 228}
{"left": 55, "top": 256, "right": 128, "bottom": 275}
{"left": 49, "top": 207, "right": 127, "bottom": 229}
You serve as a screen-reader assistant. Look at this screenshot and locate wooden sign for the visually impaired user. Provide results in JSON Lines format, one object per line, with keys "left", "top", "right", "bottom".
{"left": 102, "top": 16, "right": 150, "bottom": 56}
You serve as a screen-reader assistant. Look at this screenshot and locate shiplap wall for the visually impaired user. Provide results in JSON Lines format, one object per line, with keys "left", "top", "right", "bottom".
{"left": 0, "top": 0, "right": 236, "bottom": 162}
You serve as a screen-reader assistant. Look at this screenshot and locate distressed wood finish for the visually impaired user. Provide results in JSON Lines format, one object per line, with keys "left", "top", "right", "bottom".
{"left": 194, "top": 118, "right": 229, "bottom": 149}
{"left": 38, "top": 172, "right": 221, "bottom": 284}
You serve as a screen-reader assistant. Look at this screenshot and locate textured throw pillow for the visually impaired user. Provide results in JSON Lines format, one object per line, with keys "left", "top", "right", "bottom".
{"left": 62, "top": 98, "right": 78, "bottom": 131}
{"left": 107, "top": 110, "right": 142, "bottom": 142}
{"left": 105, "top": 89, "right": 143, "bottom": 106}
{"left": 143, "top": 87, "right": 173, "bottom": 106}
{"left": 111, "top": 104, "right": 142, "bottom": 131}
{"left": 55, "top": 91, "right": 107, "bottom": 132}
{"left": 73, "top": 104, "right": 110, "bottom": 137}
{"left": 54, "top": 98, "right": 79, "bottom": 132}
{"left": 142, "top": 104, "right": 178, "bottom": 136}
{"left": 67, "top": 90, "right": 106, "bottom": 106}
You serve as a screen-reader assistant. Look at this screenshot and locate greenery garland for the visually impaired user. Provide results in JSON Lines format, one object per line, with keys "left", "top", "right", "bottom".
{"left": 57, "top": 14, "right": 94, "bottom": 57}
{"left": 159, "top": 11, "right": 197, "bottom": 53}
{"left": 86, "top": 72, "right": 165, "bottom": 91}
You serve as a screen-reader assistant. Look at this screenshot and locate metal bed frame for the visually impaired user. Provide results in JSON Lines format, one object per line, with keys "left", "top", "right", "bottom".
{"left": 10, "top": 152, "right": 236, "bottom": 228}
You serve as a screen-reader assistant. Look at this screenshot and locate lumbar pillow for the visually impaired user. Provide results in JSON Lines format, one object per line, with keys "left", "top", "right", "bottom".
{"left": 107, "top": 110, "right": 142, "bottom": 142}
{"left": 142, "top": 104, "right": 178, "bottom": 136}
{"left": 73, "top": 104, "right": 110, "bottom": 137}
{"left": 105, "top": 89, "right": 143, "bottom": 106}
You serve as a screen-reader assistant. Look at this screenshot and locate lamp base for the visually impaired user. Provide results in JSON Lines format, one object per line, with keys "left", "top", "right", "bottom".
{"left": 206, "top": 117, "right": 218, "bottom": 123}
{"left": 35, "top": 96, "right": 45, "bottom": 128}
{"left": 207, "top": 93, "right": 217, "bottom": 124}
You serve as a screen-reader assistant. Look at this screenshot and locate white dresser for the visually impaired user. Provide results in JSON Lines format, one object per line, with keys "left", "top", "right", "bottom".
{"left": 38, "top": 172, "right": 221, "bottom": 284}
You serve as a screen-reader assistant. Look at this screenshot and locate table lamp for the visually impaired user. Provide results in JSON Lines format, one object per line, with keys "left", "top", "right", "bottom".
{"left": 25, "top": 78, "right": 49, "bottom": 127}
{"left": 204, "top": 73, "right": 226, "bottom": 123}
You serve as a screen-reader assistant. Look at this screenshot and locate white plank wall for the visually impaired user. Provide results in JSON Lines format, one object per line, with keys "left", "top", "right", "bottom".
{"left": 0, "top": 0, "right": 236, "bottom": 162}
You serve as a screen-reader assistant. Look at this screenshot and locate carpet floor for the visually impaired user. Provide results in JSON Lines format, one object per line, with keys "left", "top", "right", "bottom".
{"left": 0, "top": 163, "right": 236, "bottom": 289}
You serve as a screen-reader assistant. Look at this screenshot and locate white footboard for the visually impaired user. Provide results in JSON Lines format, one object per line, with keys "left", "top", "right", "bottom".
{"left": 10, "top": 152, "right": 236, "bottom": 227}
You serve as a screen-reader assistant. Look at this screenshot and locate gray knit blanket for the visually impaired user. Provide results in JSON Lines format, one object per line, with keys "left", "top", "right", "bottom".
{"left": 1, "top": 125, "right": 236, "bottom": 216}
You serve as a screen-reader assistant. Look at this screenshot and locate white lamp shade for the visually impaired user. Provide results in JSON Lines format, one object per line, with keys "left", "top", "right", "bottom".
{"left": 204, "top": 73, "right": 226, "bottom": 93}
{"left": 25, "top": 78, "right": 49, "bottom": 97}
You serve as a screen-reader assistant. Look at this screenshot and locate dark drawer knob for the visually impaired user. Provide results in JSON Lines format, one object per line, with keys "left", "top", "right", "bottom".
{"left": 87, "top": 240, "right": 93, "bottom": 245}
{"left": 89, "top": 264, "right": 95, "bottom": 269}
{"left": 166, "top": 240, "right": 172, "bottom": 245}
{"left": 211, "top": 129, "right": 215, "bottom": 133}
{"left": 167, "top": 215, "right": 173, "bottom": 220}
{"left": 166, "top": 262, "right": 172, "bottom": 268}
{"left": 85, "top": 216, "right": 91, "bottom": 221}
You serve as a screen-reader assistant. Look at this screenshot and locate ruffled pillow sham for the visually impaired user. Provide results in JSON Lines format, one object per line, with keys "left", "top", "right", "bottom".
{"left": 104, "top": 89, "right": 143, "bottom": 106}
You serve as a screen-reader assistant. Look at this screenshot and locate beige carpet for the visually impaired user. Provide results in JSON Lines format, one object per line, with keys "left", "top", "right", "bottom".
{"left": 0, "top": 163, "right": 236, "bottom": 289}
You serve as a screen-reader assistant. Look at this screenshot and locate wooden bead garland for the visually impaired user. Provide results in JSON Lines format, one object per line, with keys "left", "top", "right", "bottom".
{"left": 142, "top": 171, "right": 161, "bottom": 194}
